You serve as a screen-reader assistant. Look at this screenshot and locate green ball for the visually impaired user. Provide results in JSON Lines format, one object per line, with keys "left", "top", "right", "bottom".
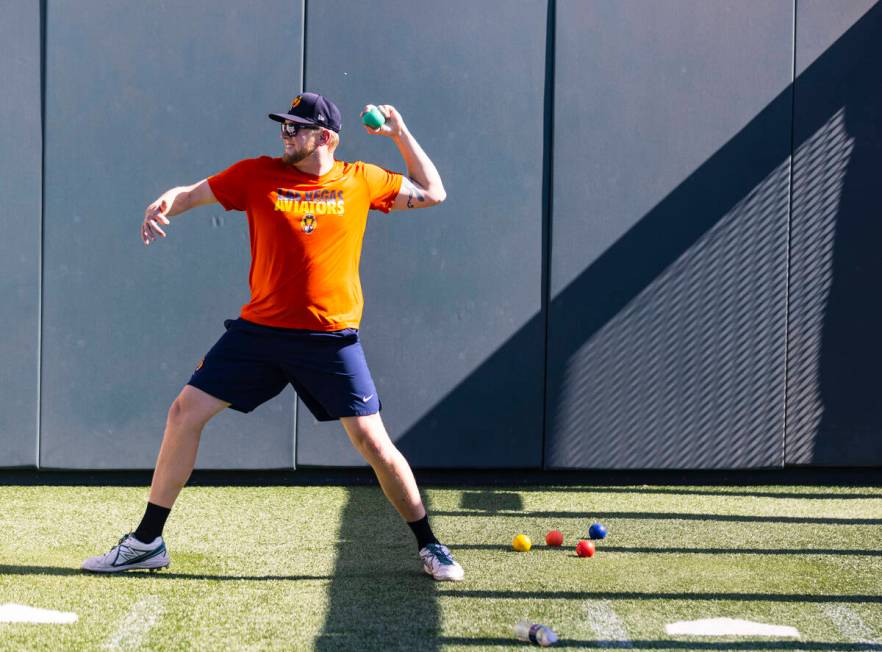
{"left": 362, "top": 106, "right": 385, "bottom": 129}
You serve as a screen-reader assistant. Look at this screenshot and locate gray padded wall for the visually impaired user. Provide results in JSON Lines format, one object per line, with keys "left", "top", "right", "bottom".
{"left": 296, "top": 0, "right": 548, "bottom": 467}
{"left": 0, "top": 2, "right": 41, "bottom": 467}
{"left": 545, "top": 0, "right": 793, "bottom": 468}
{"left": 41, "top": 1, "right": 303, "bottom": 469}
{"left": 787, "top": 1, "right": 882, "bottom": 465}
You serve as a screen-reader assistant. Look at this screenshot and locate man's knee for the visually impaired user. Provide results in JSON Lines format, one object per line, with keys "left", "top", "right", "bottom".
{"left": 167, "top": 386, "right": 228, "bottom": 431}
{"left": 167, "top": 399, "right": 196, "bottom": 431}
{"left": 344, "top": 416, "right": 396, "bottom": 462}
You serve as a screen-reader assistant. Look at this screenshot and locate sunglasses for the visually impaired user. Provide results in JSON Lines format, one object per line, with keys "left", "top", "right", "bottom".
{"left": 280, "top": 122, "right": 319, "bottom": 137}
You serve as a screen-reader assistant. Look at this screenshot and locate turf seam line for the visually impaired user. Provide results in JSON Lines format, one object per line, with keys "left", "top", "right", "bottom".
{"left": 101, "top": 596, "right": 163, "bottom": 651}
{"left": 585, "top": 600, "right": 632, "bottom": 648}
{"left": 822, "top": 604, "right": 879, "bottom": 645}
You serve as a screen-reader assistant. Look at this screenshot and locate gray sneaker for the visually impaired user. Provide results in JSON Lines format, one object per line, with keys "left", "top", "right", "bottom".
{"left": 81, "top": 533, "right": 170, "bottom": 573}
{"left": 419, "top": 543, "right": 464, "bottom": 581}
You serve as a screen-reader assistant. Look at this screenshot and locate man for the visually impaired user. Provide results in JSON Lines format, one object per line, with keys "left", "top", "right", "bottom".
{"left": 82, "top": 92, "right": 464, "bottom": 582}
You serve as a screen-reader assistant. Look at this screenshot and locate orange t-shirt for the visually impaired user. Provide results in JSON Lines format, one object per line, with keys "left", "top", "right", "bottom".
{"left": 208, "top": 157, "right": 402, "bottom": 330}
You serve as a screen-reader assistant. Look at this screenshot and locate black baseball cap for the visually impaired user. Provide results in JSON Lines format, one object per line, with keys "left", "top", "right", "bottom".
{"left": 269, "top": 92, "right": 342, "bottom": 133}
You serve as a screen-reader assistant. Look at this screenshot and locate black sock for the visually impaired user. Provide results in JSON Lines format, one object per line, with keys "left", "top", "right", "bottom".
{"left": 408, "top": 514, "right": 440, "bottom": 550}
{"left": 133, "top": 502, "right": 171, "bottom": 544}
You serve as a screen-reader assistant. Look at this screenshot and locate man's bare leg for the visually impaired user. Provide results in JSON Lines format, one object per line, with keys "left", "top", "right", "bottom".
{"left": 340, "top": 413, "right": 425, "bottom": 522}
{"left": 81, "top": 385, "right": 229, "bottom": 573}
{"left": 341, "top": 412, "right": 464, "bottom": 580}
{"left": 149, "top": 384, "right": 230, "bottom": 507}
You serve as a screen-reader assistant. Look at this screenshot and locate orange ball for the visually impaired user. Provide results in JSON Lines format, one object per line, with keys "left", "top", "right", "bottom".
{"left": 545, "top": 530, "right": 564, "bottom": 547}
{"left": 576, "top": 539, "right": 596, "bottom": 558}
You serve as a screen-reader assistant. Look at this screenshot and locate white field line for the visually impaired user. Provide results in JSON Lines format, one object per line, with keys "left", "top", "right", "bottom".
{"left": 102, "top": 596, "right": 163, "bottom": 650}
{"left": 822, "top": 604, "right": 879, "bottom": 645}
{"left": 0, "top": 603, "right": 78, "bottom": 624}
{"left": 665, "top": 617, "right": 799, "bottom": 637}
{"left": 585, "top": 600, "right": 633, "bottom": 648}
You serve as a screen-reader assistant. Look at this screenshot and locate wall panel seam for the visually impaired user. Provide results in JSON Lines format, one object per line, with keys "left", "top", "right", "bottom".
{"left": 294, "top": 0, "right": 307, "bottom": 469}
{"left": 36, "top": 0, "right": 48, "bottom": 470}
{"left": 301, "top": 0, "right": 307, "bottom": 92}
{"left": 784, "top": 0, "right": 798, "bottom": 466}
{"left": 540, "top": 0, "right": 556, "bottom": 470}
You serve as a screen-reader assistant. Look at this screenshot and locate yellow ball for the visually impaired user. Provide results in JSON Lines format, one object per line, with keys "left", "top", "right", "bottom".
{"left": 512, "top": 533, "right": 532, "bottom": 552}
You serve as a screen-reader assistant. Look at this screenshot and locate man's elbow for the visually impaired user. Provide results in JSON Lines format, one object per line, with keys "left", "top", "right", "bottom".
{"left": 427, "top": 187, "right": 447, "bottom": 206}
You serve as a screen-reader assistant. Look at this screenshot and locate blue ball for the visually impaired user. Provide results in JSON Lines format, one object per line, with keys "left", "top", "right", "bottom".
{"left": 588, "top": 523, "right": 607, "bottom": 540}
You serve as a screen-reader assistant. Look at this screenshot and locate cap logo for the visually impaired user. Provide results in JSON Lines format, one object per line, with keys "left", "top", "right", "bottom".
{"left": 291, "top": 96, "right": 302, "bottom": 108}
{"left": 317, "top": 114, "right": 325, "bottom": 122}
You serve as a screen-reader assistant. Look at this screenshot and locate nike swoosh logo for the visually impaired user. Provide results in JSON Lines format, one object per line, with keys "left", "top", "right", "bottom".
{"left": 361, "top": 394, "right": 374, "bottom": 402}
{"left": 113, "top": 544, "right": 165, "bottom": 566}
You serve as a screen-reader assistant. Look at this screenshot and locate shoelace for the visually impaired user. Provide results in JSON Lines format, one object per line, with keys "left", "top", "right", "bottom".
{"left": 108, "top": 533, "right": 130, "bottom": 553}
{"left": 426, "top": 545, "right": 453, "bottom": 565}
{"left": 106, "top": 532, "right": 137, "bottom": 557}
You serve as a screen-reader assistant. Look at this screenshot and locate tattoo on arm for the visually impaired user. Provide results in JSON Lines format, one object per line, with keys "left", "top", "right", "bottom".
{"left": 406, "top": 177, "right": 426, "bottom": 208}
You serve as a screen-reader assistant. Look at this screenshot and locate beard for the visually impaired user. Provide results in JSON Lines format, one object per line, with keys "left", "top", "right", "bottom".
{"left": 282, "top": 140, "right": 317, "bottom": 166}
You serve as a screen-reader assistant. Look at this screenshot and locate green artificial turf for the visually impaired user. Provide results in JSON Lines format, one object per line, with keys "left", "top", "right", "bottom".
{"left": 1, "top": 483, "right": 881, "bottom": 650}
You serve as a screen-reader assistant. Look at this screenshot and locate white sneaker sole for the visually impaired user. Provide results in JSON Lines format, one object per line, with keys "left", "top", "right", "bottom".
{"left": 423, "top": 564, "right": 464, "bottom": 582}
{"left": 82, "top": 559, "right": 170, "bottom": 573}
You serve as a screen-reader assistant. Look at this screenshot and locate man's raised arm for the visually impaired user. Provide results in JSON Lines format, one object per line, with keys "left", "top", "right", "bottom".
{"left": 361, "top": 104, "right": 447, "bottom": 211}
{"left": 142, "top": 179, "right": 218, "bottom": 245}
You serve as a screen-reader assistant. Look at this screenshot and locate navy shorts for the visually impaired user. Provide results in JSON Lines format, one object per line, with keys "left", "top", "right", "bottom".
{"left": 188, "top": 318, "right": 381, "bottom": 421}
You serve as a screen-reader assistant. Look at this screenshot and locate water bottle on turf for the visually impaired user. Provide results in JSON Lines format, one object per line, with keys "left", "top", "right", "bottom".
{"left": 515, "top": 620, "right": 559, "bottom": 646}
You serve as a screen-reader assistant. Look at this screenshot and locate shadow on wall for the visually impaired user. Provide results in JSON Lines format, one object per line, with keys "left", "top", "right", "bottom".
{"left": 788, "top": 4, "right": 882, "bottom": 464}
{"left": 393, "top": 4, "right": 882, "bottom": 469}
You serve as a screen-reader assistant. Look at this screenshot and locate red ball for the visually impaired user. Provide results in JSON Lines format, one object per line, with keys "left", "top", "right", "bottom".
{"left": 576, "top": 539, "right": 596, "bottom": 558}
{"left": 545, "top": 530, "right": 564, "bottom": 547}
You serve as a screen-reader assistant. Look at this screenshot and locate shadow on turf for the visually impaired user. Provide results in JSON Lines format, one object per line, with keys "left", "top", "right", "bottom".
{"left": 313, "top": 487, "right": 443, "bottom": 650}
{"left": 440, "top": 590, "right": 882, "bottom": 604}
{"left": 590, "top": 546, "right": 882, "bottom": 557}
{"left": 434, "top": 510, "right": 882, "bottom": 525}
{"left": 460, "top": 491, "right": 524, "bottom": 511}
{"left": 0, "top": 565, "right": 342, "bottom": 581}
{"left": 530, "top": 487, "right": 882, "bottom": 500}
{"left": 439, "top": 638, "right": 882, "bottom": 650}
{"left": 1, "top": 564, "right": 428, "bottom": 582}
{"left": 447, "top": 544, "right": 882, "bottom": 557}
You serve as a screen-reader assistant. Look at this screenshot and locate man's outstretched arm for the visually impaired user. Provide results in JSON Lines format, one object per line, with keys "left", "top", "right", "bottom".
{"left": 142, "top": 179, "right": 218, "bottom": 245}
{"left": 361, "top": 104, "right": 447, "bottom": 210}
